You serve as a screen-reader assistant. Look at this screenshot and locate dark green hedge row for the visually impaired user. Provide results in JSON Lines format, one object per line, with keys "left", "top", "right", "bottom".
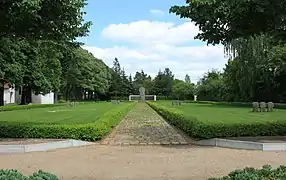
{"left": 0, "top": 103, "right": 65, "bottom": 112}
{"left": 209, "top": 165, "right": 286, "bottom": 180}
{"left": 147, "top": 102, "right": 286, "bottom": 139}
{"left": 0, "top": 169, "right": 58, "bottom": 180}
{"left": 184, "top": 100, "right": 286, "bottom": 109}
{"left": 0, "top": 103, "right": 135, "bottom": 141}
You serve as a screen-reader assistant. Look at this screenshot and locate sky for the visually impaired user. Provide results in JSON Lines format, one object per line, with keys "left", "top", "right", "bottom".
{"left": 81, "top": 0, "right": 228, "bottom": 83}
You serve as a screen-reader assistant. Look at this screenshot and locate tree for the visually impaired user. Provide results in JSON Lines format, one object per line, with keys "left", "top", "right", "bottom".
{"left": 173, "top": 80, "right": 193, "bottom": 100}
{"left": 185, "top": 74, "right": 191, "bottom": 83}
{"left": 0, "top": 0, "right": 91, "bottom": 105}
{"left": 0, "top": 0, "right": 91, "bottom": 40}
{"left": 170, "top": 0, "right": 286, "bottom": 45}
{"left": 109, "top": 58, "right": 123, "bottom": 99}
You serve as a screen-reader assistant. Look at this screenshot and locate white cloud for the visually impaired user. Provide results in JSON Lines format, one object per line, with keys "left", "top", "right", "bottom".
{"left": 83, "top": 20, "right": 227, "bottom": 83}
{"left": 150, "top": 9, "right": 165, "bottom": 16}
{"left": 101, "top": 20, "right": 200, "bottom": 45}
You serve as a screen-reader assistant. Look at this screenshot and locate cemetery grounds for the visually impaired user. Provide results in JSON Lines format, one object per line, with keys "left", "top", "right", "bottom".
{"left": 0, "top": 101, "right": 286, "bottom": 179}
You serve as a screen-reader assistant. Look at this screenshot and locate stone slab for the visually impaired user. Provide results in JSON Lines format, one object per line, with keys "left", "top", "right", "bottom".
{"left": 192, "top": 138, "right": 286, "bottom": 151}
{"left": 0, "top": 139, "right": 95, "bottom": 154}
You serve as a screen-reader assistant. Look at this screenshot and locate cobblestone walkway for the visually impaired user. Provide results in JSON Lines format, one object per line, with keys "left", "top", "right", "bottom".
{"left": 101, "top": 102, "right": 189, "bottom": 145}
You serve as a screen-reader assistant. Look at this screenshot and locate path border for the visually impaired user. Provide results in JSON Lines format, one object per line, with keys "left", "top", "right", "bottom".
{"left": 192, "top": 138, "right": 286, "bottom": 151}
{"left": 0, "top": 139, "right": 96, "bottom": 154}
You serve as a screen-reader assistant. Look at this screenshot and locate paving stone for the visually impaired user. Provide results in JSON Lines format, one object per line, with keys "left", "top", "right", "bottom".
{"left": 104, "top": 103, "right": 189, "bottom": 146}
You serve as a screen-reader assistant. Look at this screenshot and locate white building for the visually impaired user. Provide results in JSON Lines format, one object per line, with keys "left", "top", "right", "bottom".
{"left": 3, "top": 81, "right": 54, "bottom": 105}
{"left": 3, "top": 82, "right": 15, "bottom": 104}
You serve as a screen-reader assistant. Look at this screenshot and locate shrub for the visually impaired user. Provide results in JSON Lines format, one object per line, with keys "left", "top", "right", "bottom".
{"left": 0, "top": 169, "right": 58, "bottom": 180}
{"left": 208, "top": 165, "right": 286, "bottom": 180}
{"left": 0, "top": 104, "right": 65, "bottom": 112}
{"left": 0, "top": 103, "right": 135, "bottom": 141}
{"left": 147, "top": 102, "right": 286, "bottom": 139}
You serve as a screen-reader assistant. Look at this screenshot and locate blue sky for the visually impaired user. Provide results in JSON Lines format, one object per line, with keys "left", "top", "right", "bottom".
{"left": 81, "top": 0, "right": 227, "bottom": 82}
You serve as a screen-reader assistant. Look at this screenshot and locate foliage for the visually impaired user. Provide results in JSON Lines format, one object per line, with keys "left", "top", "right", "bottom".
{"left": 169, "top": 0, "right": 286, "bottom": 45}
{"left": 208, "top": 165, "right": 286, "bottom": 180}
{"left": 0, "top": 0, "right": 91, "bottom": 41}
{"left": 0, "top": 102, "right": 135, "bottom": 141}
{"left": 147, "top": 102, "right": 286, "bottom": 139}
{"left": 172, "top": 79, "right": 194, "bottom": 100}
{"left": 0, "top": 169, "right": 58, "bottom": 180}
{"left": 169, "top": 0, "right": 286, "bottom": 103}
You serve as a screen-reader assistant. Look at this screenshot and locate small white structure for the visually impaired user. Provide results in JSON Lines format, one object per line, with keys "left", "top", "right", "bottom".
{"left": 32, "top": 92, "right": 54, "bottom": 104}
{"left": 3, "top": 82, "right": 15, "bottom": 104}
{"left": 194, "top": 95, "right": 197, "bottom": 101}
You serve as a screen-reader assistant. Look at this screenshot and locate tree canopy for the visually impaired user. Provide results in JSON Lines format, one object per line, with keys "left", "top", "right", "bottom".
{"left": 170, "top": 0, "right": 286, "bottom": 45}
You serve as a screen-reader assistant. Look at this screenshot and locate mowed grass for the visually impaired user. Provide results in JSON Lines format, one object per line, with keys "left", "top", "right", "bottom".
{"left": 156, "top": 101, "right": 286, "bottom": 124}
{"left": 0, "top": 102, "right": 130, "bottom": 125}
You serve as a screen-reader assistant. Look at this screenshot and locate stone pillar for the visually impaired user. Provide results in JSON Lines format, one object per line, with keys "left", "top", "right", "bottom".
{"left": 154, "top": 95, "right": 156, "bottom": 101}
{"left": 129, "top": 95, "right": 131, "bottom": 101}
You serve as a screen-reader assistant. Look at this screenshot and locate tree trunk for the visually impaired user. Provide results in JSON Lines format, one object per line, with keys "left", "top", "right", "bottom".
{"left": 20, "top": 86, "right": 32, "bottom": 105}
{"left": 0, "top": 80, "right": 4, "bottom": 106}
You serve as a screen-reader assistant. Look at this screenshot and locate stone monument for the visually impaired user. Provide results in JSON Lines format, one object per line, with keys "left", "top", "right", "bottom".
{"left": 139, "top": 87, "right": 145, "bottom": 101}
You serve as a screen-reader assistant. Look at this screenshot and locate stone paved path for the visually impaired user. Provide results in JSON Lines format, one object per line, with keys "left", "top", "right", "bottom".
{"left": 101, "top": 102, "right": 189, "bottom": 145}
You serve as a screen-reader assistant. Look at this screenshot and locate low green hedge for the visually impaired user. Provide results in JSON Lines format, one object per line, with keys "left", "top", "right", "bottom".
{"left": 0, "top": 104, "right": 65, "bottom": 112}
{"left": 147, "top": 102, "right": 286, "bottom": 139}
{"left": 0, "top": 169, "right": 58, "bottom": 180}
{"left": 185, "top": 100, "right": 286, "bottom": 109}
{"left": 0, "top": 103, "right": 135, "bottom": 141}
{"left": 209, "top": 165, "right": 286, "bottom": 180}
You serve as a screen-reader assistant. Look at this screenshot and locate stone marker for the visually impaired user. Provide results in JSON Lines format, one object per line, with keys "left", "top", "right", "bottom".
{"left": 259, "top": 102, "right": 267, "bottom": 112}
{"left": 139, "top": 87, "right": 146, "bottom": 101}
{"left": 267, "top": 102, "right": 274, "bottom": 112}
{"left": 252, "top": 102, "right": 259, "bottom": 112}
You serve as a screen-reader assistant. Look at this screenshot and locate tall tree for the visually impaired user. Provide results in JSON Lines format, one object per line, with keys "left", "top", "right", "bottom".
{"left": 0, "top": 0, "right": 91, "bottom": 105}
{"left": 185, "top": 74, "right": 191, "bottom": 83}
{"left": 109, "top": 58, "right": 123, "bottom": 99}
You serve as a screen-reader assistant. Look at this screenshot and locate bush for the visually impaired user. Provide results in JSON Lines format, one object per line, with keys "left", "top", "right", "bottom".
{"left": 208, "top": 165, "right": 286, "bottom": 180}
{"left": 0, "top": 104, "right": 65, "bottom": 112}
{"left": 147, "top": 102, "right": 286, "bottom": 139}
{"left": 0, "top": 169, "right": 58, "bottom": 180}
{"left": 185, "top": 100, "right": 286, "bottom": 109}
{"left": 0, "top": 103, "right": 135, "bottom": 141}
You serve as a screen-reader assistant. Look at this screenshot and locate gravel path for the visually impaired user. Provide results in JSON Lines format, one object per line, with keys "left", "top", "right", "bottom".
{"left": 0, "top": 145, "right": 286, "bottom": 180}
{"left": 101, "top": 102, "right": 189, "bottom": 145}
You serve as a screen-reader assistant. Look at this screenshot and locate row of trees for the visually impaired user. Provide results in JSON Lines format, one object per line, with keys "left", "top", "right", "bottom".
{"left": 0, "top": 0, "right": 97, "bottom": 106}
{"left": 108, "top": 58, "right": 195, "bottom": 100}
{"left": 170, "top": 0, "right": 286, "bottom": 103}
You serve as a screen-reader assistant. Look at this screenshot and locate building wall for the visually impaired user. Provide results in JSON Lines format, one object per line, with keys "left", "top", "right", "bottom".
{"left": 31, "top": 92, "right": 54, "bottom": 104}
{"left": 3, "top": 88, "right": 15, "bottom": 104}
{"left": 40, "top": 92, "right": 54, "bottom": 104}
{"left": 31, "top": 93, "right": 42, "bottom": 104}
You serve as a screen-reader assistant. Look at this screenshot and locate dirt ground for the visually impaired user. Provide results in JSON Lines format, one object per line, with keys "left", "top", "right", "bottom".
{"left": 0, "top": 144, "right": 285, "bottom": 180}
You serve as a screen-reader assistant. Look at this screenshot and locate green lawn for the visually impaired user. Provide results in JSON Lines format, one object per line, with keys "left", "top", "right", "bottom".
{"left": 0, "top": 102, "right": 130, "bottom": 125}
{"left": 156, "top": 101, "right": 286, "bottom": 124}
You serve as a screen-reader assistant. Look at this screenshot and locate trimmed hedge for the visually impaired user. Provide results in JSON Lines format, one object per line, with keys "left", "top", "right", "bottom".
{"left": 185, "top": 100, "right": 286, "bottom": 109}
{"left": 0, "top": 104, "right": 65, "bottom": 112}
{"left": 0, "top": 103, "right": 135, "bottom": 141}
{"left": 209, "top": 165, "right": 286, "bottom": 180}
{"left": 0, "top": 169, "right": 58, "bottom": 180}
{"left": 147, "top": 102, "right": 286, "bottom": 139}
